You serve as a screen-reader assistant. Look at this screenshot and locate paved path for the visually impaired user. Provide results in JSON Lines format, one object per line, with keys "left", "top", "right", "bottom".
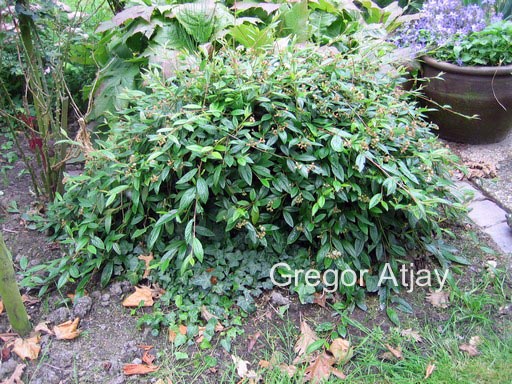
{"left": 457, "top": 181, "right": 512, "bottom": 254}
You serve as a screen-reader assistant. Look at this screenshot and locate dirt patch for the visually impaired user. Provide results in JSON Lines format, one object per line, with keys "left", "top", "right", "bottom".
{"left": 446, "top": 131, "right": 512, "bottom": 213}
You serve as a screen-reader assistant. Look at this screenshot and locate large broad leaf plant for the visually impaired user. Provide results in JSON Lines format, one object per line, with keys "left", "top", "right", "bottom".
{"left": 88, "top": 0, "right": 414, "bottom": 120}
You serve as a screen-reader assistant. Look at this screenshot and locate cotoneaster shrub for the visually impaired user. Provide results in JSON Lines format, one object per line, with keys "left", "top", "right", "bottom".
{"left": 36, "top": 41, "right": 465, "bottom": 327}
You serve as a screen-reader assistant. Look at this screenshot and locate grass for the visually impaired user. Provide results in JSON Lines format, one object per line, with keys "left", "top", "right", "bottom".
{"left": 147, "top": 226, "right": 512, "bottom": 383}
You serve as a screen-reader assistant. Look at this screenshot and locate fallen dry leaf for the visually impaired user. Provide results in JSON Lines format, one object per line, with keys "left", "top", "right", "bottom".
{"left": 200, "top": 306, "right": 224, "bottom": 332}
{"left": 313, "top": 292, "right": 326, "bottom": 308}
{"left": 201, "top": 305, "right": 217, "bottom": 322}
{"left": 294, "top": 320, "right": 318, "bottom": 356}
{"left": 278, "top": 363, "right": 298, "bottom": 377}
{"left": 425, "top": 363, "right": 436, "bottom": 379}
{"left": 168, "top": 324, "right": 187, "bottom": 343}
{"left": 122, "top": 286, "right": 154, "bottom": 307}
{"left": 459, "top": 343, "right": 479, "bottom": 356}
{"left": 0, "top": 333, "right": 18, "bottom": 343}
{"left": 2, "top": 347, "right": 11, "bottom": 362}
{"left": 401, "top": 328, "right": 422, "bottom": 343}
{"left": 247, "top": 331, "right": 261, "bottom": 353}
{"left": 380, "top": 351, "right": 396, "bottom": 361}
{"left": 0, "top": 300, "right": 3, "bottom": 314}
{"left": 123, "top": 363, "right": 159, "bottom": 375}
{"left": 258, "top": 359, "right": 297, "bottom": 377}
{"left": 155, "top": 379, "right": 173, "bottom": 384}
{"left": 469, "top": 335, "right": 482, "bottom": 347}
{"left": 138, "top": 253, "right": 154, "bottom": 279}
{"left": 426, "top": 291, "right": 449, "bottom": 308}
{"left": 1, "top": 363, "right": 25, "bottom": 384}
{"left": 232, "top": 355, "right": 249, "bottom": 377}
{"left": 21, "top": 294, "right": 40, "bottom": 305}
{"left": 329, "top": 338, "right": 353, "bottom": 364}
{"left": 384, "top": 344, "right": 403, "bottom": 360}
{"left": 34, "top": 321, "right": 54, "bottom": 335}
{"left": 304, "top": 352, "right": 345, "bottom": 383}
{"left": 231, "top": 355, "right": 257, "bottom": 380}
{"left": 142, "top": 350, "right": 156, "bottom": 365}
{"left": 53, "top": 318, "right": 81, "bottom": 340}
{"left": 13, "top": 335, "right": 41, "bottom": 360}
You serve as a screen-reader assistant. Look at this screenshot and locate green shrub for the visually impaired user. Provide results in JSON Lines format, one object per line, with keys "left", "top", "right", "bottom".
{"left": 36, "top": 41, "right": 464, "bottom": 322}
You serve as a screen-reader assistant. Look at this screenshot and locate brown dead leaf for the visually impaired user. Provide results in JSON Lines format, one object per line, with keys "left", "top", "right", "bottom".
{"left": 247, "top": 331, "right": 261, "bottom": 353}
{"left": 195, "top": 326, "right": 206, "bottom": 344}
{"left": 380, "top": 351, "right": 396, "bottom": 361}
{"left": 0, "top": 300, "right": 3, "bottom": 314}
{"left": 258, "top": 360, "right": 270, "bottom": 369}
{"left": 329, "top": 338, "right": 353, "bottom": 365}
{"left": 21, "top": 294, "right": 40, "bottom": 305}
{"left": 155, "top": 379, "right": 173, "bottom": 384}
{"left": 200, "top": 305, "right": 217, "bottom": 322}
{"left": 122, "top": 286, "right": 154, "bottom": 307}
{"left": 200, "top": 306, "right": 224, "bottom": 332}
{"left": 168, "top": 323, "right": 187, "bottom": 342}
{"left": 313, "top": 292, "right": 326, "bottom": 308}
{"left": 231, "top": 355, "right": 257, "bottom": 380}
{"left": 401, "top": 328, "right": 422, "bottom": 343}
{"left": 331, "top": 367, "right": 347, "bottom": 380}
{"left": 426, "top": 291, "right": 449, "bottom": 308}
{"left": 0, "top": 333, "right": 18, "bottom": 343}
{"left": 304, "top": 352, "right": 343, "bottom": 383}
{"left": 138, "top": 253, "right": 154, "bottom": 279}
{"left": 294, "top": 320, "right": 318, "bottom": 356}
{"left": 232, "top": 355, "right": 249, "bottom": 378}
{"left": 384, "top": 344, "right": 403, "bottom": 360}
{"left": 142, "top": 350, "right": 156, "bottom": 365}
{"left": 459, "top": 343, "right": 479, "bottom": 356}
{"left": 1, "top": 347, "right": 11, "bottom": 362}
{"left": 123, "top": 363, "right": 159, "bottom": 375}
{"left": 53, "top": 318, "right": 81, "bottom": 340}
{"left": 278, "top": 363, "right": 297, "bottom": 377}
{"left": 13, "top": 335, "right": 41, "bottom": 360}
{"left": 469, "top": 335, "right": 482, "bottom": 347}
{"left": 2, "top": 363, "right": 25, "bottom": 384}
{"left": 425, "top": 363, "right": 436, "bottom": 379}
{"left": 34, "top": 321, "right": 54, "bottom": 335}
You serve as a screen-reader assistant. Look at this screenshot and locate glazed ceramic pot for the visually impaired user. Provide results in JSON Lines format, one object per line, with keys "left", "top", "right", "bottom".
{"left": 421, "top": 55, "right": 512, "bottom": 144}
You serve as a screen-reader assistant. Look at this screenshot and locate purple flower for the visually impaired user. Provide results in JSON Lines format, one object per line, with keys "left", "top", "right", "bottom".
{"left": 392, "top": 0, "right": 502, "bottom": 54}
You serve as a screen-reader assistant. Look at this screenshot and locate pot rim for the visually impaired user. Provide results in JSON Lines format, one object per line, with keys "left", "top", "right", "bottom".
{"left": 421, "top": 55, "right": 512, "bottom": 76}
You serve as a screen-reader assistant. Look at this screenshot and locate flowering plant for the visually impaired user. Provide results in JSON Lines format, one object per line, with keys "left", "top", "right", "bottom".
{"left": 394, "top": 0, "right": 511, "bottom": 66}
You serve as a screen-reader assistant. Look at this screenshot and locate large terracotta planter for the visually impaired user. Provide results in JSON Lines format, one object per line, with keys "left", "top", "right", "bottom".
{"left": 421, "top": 56, "right": 512, "bottom": 144}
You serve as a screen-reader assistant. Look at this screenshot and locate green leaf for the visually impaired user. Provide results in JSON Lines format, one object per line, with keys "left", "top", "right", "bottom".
{"left": 238, "top": 165, "right": 253, "bottom": 185}
{"left": 283, "top": 211, "right": 294, "bottom": 227}
{"left": 306, "top": 339, "right": 326, "bottom": 355}
{"left": 386, "top": 307, "right": 400, "bottom": 326}
{"left": 148, "top": 225, "right": 162, "bottom": 249}
{"left": 369, "top": 193, "right": 382, "bottom": 209}
{"left": 196, "top": 177, "right": 209, "bottom": 203}
{"left": 176, "top": 169, "right": 198, "bottom": 185}
{"left": 287, "top": 228, "right": 301, "bottom": 244}
{"left": 331, "top": 135, "right": 343, "bottom": 152}
{"left": 101, "top": 261, "right": 114, "bottom": 287}
{"left": 174, "top": 2, "right": 216, "bottom": 44}
{"left": 192, "top": 237, "right": 204, "bottom": 262}
{"left": 185, "top": 220, "right": 194, "bottom": 243}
